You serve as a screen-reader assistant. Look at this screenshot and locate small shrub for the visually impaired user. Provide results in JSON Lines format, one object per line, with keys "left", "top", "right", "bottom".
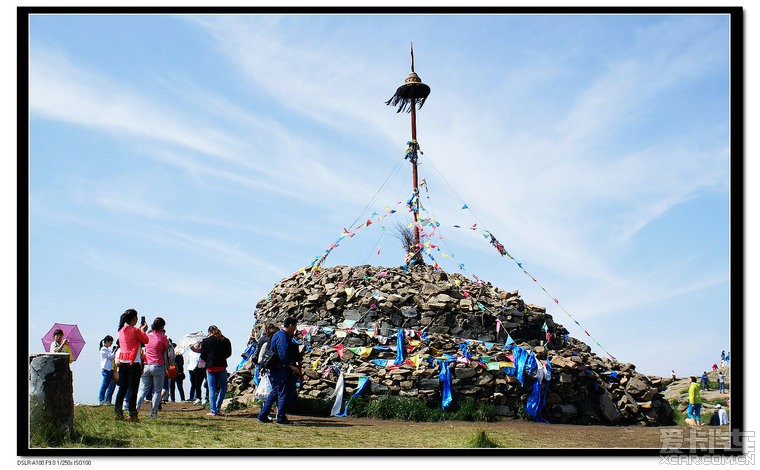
{"left": 466, "top": 430, "right": 501, "bottom": 448}
{"left": 452, "top": 399, "right": 498, "bottom": 422}
{"left": 515, "top": 404, "right": 531, "bottom": 421}
{"left": 397, "top": 397, "right": 441, "bottom": 422}
{"left": 347, "top": 396, "right": 497, "bottom": 423}
{"left": 223, "top": 400, "right": 248, "bottom": 413}
{"left": 670, "top": 399, "right": 686, "bottom": 425}
{"left": 295, "top": 397, "right": 332, "bottom": 417}
{"left": 366, "top": 396, "right": 407, "bottom": 420}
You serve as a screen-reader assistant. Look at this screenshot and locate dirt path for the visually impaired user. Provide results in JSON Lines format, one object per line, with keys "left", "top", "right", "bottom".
{"left": 157, "top": 400, "right": 683, "bottom": 449}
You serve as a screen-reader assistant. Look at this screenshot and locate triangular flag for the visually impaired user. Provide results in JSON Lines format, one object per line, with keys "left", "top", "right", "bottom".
{"left": 541, "top": 322, "right": 548, "bottom": 332}
{"left": 462, "top": 204, "right": 468, "bottom": 209}
{"left": 505, "top": 333, "right": 515, "bottom": 347}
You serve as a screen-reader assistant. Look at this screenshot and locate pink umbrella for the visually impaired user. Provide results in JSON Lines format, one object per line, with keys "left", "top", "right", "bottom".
{"left": 41, "top": 323, "right": 86, "bottom": 362}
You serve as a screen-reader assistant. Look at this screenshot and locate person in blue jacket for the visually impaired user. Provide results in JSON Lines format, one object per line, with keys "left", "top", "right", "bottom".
{"left": 257, "top": 317, "right": 302, "bottom": 425}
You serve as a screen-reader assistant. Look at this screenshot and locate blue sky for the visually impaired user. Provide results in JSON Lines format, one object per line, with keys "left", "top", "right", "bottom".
{"left": 26, "top": 13, "right": 733, "bottom": 406}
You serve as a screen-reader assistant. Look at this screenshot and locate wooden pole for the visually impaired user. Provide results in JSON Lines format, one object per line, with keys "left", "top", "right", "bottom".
{"left": 410, "top": 98, "right": 420, "bottom": 251}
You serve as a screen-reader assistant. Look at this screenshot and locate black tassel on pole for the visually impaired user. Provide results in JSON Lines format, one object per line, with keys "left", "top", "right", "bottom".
{"left": 385, "top": 82, "right": 431, "bottom": 113}
{"left": 385, "top": 43, "right": 431, "bottom": 113}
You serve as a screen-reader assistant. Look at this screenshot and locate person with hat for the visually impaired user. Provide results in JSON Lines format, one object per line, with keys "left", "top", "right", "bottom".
{"left": 715, "top": 404, "right": 729, "bottom": 425}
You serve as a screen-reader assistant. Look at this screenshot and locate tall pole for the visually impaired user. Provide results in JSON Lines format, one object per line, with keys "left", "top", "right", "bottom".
{"left": 385, "top": 43, "right": 431, "bottom": 266}
{"left": 409, "top": 44, "right": 421, "bottom": 255}
{"left": 410, "top": 99, "right": 420, "bottom": 250}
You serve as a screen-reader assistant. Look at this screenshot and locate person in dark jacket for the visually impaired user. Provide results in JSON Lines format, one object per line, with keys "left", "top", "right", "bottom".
{"left": 257, "top": 317, "right": 302, "bottom": 425}
{"left": 199, "top": 325, "right": 232, "bottom": 416}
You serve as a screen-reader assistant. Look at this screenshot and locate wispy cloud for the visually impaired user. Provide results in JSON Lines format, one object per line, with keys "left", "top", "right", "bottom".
{"left": 28, "top": 46, "right": 378, "bottom": 210}
{"left": 80, "top": 249, "right": 266, "bottom": 299}
{"left": 93, "top": 189, "right": 165, "bottom": 219}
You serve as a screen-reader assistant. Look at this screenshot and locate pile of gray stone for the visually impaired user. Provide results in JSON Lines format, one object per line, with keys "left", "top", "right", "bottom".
{"left": 230, "top": 264, "right": 673, "bottom": 426}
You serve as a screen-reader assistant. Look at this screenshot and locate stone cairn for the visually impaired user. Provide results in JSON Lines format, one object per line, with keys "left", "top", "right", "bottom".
{"left": 230, "top": 264, "right": 673, "bottom": 426}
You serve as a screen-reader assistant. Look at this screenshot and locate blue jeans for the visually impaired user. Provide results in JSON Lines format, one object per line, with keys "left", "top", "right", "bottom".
{"left": 719, "top": 382, "right": 725, "bottom": 393}
{"left": 206, "top": 369, "right": 227, "bottom": 414}
{"left": 687, "top": 403, "right": 702, "bottom": 421}
{"left": 98, "top": 369, "right": 116, "bottom": 404}
{"left": 137, "top": 364, "right": 166, "bottom": 416}
{"left": 258, "top": 369, "right": 291, "bottom": 422}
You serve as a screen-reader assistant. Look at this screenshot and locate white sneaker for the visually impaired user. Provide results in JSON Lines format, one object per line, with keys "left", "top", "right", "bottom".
{"left": 201, "top": 399, "right": 207, "bottom": 406}
{"left": 193, "top": 399, "right": 201, "bottom": 405}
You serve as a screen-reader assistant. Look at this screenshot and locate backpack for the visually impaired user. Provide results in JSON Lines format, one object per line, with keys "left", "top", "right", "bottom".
{"left": 258, "top": 340, "right": 277, "bottom": 370}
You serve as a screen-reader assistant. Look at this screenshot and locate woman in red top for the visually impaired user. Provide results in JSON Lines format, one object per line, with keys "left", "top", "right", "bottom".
{"left": 136, "top": 317, "right": 170, "bottom": 419}
{"left": 113, "top": 309, "right": 149, "bottom": 422}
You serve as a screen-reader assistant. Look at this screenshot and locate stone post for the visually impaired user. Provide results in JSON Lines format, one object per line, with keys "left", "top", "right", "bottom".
{"left": 29, "top": 353, "right": 74, "bottom": 440}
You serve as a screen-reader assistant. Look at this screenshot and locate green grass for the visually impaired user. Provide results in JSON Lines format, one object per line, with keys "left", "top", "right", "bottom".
{"left": 29, "top": 401, "right": 73, "bottom": 448}
{"left": 27, "top": 404, "right": 510, "bottom": 448}
{"left": 27, "top": 403, "right": 669, "bottom": 449}
{"left": 704, "top": 397, "right": 729, "bottom": 407}
{"left": 29, "top": 397, "right": 499, "bottom": 448}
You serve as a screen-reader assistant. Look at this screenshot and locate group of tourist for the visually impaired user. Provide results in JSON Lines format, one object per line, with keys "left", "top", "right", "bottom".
{"left": 95, "top": 308, "right": 232, "bottom": 422}
{"left": 47, "top": 308, "right": 304, "bottom": 424}
{"left": 683, "top": 348, "right": 731, "bottom": 427}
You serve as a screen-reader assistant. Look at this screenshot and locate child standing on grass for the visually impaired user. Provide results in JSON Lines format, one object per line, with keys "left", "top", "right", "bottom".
{"left": 98, "top": 335, "right": 116, "bottom": 405}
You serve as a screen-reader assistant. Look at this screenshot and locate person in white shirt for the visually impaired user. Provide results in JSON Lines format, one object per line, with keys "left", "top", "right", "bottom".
{"left": 185, "top": 345, "right": 208, "bottom": 405}
{"left": 98, "top": 335, "right": 116, "bottom": 405}
{"left": 716, "top": 404, "right": 729, "bottom": 425}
